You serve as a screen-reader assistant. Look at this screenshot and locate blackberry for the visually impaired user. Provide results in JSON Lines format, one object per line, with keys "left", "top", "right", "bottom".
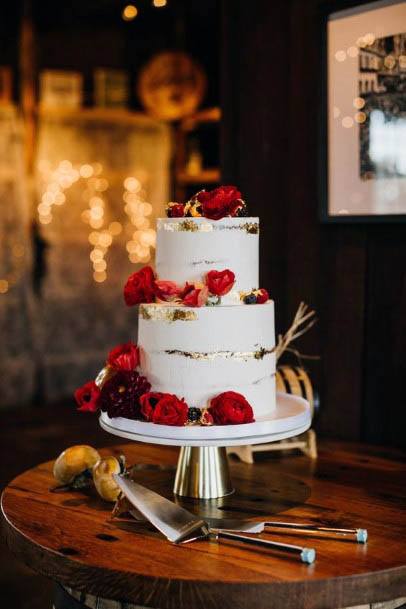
{"left": 243, "top": 292, "right": 257, "bottom": 304}
{"left": 99, "top": 370, "right": 151, "bottom": 419}
{"left": 188, "top": 407, "right": 202, "bottom": 423}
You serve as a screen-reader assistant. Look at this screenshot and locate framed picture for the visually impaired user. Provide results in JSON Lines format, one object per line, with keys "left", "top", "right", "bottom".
{"left": 320, "top": 0, "right": 406, "bottom": 222}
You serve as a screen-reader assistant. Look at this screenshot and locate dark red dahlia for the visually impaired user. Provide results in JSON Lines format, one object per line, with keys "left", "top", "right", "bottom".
{"left": 99, "top": 370, "right": 151, "bottom": 419}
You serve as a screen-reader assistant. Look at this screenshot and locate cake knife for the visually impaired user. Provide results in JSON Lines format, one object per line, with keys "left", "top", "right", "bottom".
{"left": 121, "top": 509, "right": 367, "bottom": 543}
{"left": 113, "top": 475, "right": 316, "bottom": 564}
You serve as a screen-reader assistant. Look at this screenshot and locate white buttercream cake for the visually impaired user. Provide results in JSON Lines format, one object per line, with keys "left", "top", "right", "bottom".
{"left": 156, "top": 217, "right": 259, "bottom": 305}
{"left": 137, "top": 216, "right": 276, "bottom": 418}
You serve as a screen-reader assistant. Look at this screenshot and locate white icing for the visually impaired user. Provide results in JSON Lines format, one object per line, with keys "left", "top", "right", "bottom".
{"left": 138, "top": 302, "right": 276, "bottom": 418}
{"left": 156, "top": 217, "right": 259, "bottom": 304}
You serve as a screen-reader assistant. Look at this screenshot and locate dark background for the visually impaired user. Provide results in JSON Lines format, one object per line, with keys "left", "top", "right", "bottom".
{"left": 1, "top": 1, "right": 405, "bottom": 607}
{"left": 0, "top": 0, "right": 405, "bottom": 440}
{"left": 221, "top": 0, "right": 406, "bottom": 449}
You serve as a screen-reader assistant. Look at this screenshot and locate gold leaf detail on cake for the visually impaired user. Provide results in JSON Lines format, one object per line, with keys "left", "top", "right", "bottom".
{"left": 241, "top": 222, "right": 259, "bottom": 234}
{"left": 139, "top": 305, "right": 197, "bottom": 322}
{"left": 164, "top": 347, "right": 274, "bottom": 361}
{"left": 180, "top": 220, "right": 199, "bottom": 232}
{"left": 158, "top": 219, "right": 259, "bottom": 233}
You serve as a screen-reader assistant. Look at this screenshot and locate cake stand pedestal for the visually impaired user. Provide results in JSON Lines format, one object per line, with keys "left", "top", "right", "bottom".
{"left": 174, "top": 446, "right": 233, "bottom": 498}
{"left": 100, "top": 392, "right": 311, "bottom": 499}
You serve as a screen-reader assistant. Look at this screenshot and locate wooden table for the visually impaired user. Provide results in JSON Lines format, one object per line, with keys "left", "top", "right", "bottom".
{"left": 1, "top": 440, "right": 406, "bottom": 609}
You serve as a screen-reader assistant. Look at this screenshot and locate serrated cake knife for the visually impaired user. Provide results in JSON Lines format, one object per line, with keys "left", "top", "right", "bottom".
{"left": 113, "top": 475, "right": 316, "bottom": 564}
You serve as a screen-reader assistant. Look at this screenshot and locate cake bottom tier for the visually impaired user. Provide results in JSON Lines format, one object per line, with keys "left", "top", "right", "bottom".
{"left": 138, "top": 302, "right": 276, "bottom": 418}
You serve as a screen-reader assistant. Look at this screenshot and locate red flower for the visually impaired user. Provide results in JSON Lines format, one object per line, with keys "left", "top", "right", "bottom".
{"left": 206, "top": 269, "right": 235, "bottom": 296}
{"left": 256, "top": 288, "right": 269, "bottom": 304}
{"left": 179, "top": 282, "right": 195, "bottom": 299}
{"left": 107, "top": 341, "right": 140, "bottom": 371}
{"left": 99, "top": 370, "right": 151, "bottom": 419}
{"left": 139, "top": 392, "right": 165, "bottom": 421}
{"left": 167, "top": 203, "right": 185, "bottom": 218}
{"left": 124, "top": 266, "right": 156, "bottom": 306}
{"left": 151, "top": 394, "right": 189, "bottom": 426}
{"left": 154, "top": 280, "right": 182, "bottom": 302}
{"left": 74, "top": 381, "right": 101, "bottom": 413}
{"left": 209, "top": 391, "right": 254, "bottom": 425}
{"left": 182, "top": 285, "right": 209, "bottom": 307}
{"left": 197, "top": 185, "right": 242, "bottom": 220}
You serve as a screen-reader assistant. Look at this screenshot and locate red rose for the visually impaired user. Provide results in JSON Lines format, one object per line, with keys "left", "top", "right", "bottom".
{"left": 139, "top": 392, "right": 165, "bottom": 421}
{"left": 107, "top": 341, "right": 140, "bottom": 371}
{"left": 206, "top": 269, "right": 235, "bottom": 296}
{"left": 256, "top": 288, "right": 269, "bottom": 304}
{"left": 167, "top": 203, "right": 185, "bottom": 218}
{"left": 197, "top": 185, "right": 242, "bottom": 220}
{"left": 182, "top": 285, "right": 209, "bottom": 307}
{"left": 209, "top": 391, "right": 254, "bottom": 425}
{"left": 151, "top": 394, "right": 189, "bottom": 426}
{"left": 74, "top": 381, "right": 101, "bottom": 413}
{"left": 154, "top": 280, "right": 182, "bottom": 302}
{"left": 124, "top": 266, "right": 156, "bottom": 306}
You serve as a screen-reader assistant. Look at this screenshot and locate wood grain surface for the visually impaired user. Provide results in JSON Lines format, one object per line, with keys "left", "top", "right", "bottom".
{"left": 1, "top": 440, "right": 406, "bottom": 609}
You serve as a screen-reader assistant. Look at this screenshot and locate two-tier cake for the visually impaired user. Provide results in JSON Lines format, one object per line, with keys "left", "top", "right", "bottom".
{"left": 138, "top": 216, "right": 275, "bottom": 419}
{"left": 74, "top": 186, "right": 277, "bottom": 429}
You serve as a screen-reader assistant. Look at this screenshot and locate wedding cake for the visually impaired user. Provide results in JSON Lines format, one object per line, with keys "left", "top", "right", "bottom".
{"left": 75, "top": 186, "right": 276, "bottom": 428}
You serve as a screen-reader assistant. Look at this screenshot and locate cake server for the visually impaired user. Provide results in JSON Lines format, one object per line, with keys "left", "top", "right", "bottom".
{"left": 113, "top": 475, "right": 316, "bottom": 564}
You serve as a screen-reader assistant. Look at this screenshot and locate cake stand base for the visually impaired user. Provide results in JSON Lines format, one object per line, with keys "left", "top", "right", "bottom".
{"left": 174, "top": 446, "right": 234, "bottom": 499}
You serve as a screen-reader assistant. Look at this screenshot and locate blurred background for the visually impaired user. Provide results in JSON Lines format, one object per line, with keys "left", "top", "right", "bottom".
{"left": 1, "top": 0, "right": 405, "bottom": 606}
{"left": 1, "top": 0, "right": 221, "bottom": 407}
{"left": 1, "top": 0, "right": 405, "bottom": 444}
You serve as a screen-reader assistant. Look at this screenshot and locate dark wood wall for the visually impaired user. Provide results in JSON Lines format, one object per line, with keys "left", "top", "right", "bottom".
{"left": 221, "top": 0, "right": 406, "bottom": 448}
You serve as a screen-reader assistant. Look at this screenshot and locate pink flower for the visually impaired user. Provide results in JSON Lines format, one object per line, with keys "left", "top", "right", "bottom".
{"left": 182, "top": 285, "right": 209, "bottom": 307}
{"left": 154, "top": 280, "right": 182, "bottom": 302}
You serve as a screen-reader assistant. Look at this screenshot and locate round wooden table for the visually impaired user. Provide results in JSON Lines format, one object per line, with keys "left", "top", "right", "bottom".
{"left": 1, "top": 440, "right": 406, "bottom": 609}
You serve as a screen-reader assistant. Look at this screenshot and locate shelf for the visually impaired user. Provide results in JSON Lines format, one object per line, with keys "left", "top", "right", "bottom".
{"left": 36, "top": 106, "right": 158, "bottom": 126}
{"left": 176, "top": 168, "right": 220, "bottom": 184}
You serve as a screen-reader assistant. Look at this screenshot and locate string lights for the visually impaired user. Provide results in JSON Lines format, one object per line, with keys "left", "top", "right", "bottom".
{"left": 37, "top": 161, "right": 156, "bottom": 284}
{"left": 123, "top": 176, "right": 156, "bottom": 264}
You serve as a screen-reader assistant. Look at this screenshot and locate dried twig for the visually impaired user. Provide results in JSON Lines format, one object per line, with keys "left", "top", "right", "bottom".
{"left": 275, "top": 302, "right": 317, "bottom": 361}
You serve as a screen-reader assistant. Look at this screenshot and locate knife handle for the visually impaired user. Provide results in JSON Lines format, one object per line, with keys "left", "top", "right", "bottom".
{"left": 215, "top": 530, "right": 316, "bottom": 564}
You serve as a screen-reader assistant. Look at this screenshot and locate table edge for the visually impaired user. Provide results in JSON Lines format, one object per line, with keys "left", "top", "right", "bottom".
{"left": 2, "top": 490, "right": 406, "bottom": 609}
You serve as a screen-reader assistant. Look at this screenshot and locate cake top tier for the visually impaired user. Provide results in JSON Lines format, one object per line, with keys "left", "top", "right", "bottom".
{"left": 156, "top": 216, "right": 259, "bottom": 305}
{"left": 123, "top": 185, "right": 270, "bottom": 308}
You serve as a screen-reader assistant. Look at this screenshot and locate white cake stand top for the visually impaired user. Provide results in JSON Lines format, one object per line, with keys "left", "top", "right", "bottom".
{"left": 99, "top": 392, "right": 311, "bottom": 447}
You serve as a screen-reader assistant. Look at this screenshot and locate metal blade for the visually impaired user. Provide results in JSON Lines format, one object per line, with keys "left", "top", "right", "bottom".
{"left": 113, "top": 475, "right": 209, "bottom": 543}
{"left": 207, "top": 519, "right": 265, "bottom": 533}
{"left": 115, "top": 504, "right": 265, "bottom": 534}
